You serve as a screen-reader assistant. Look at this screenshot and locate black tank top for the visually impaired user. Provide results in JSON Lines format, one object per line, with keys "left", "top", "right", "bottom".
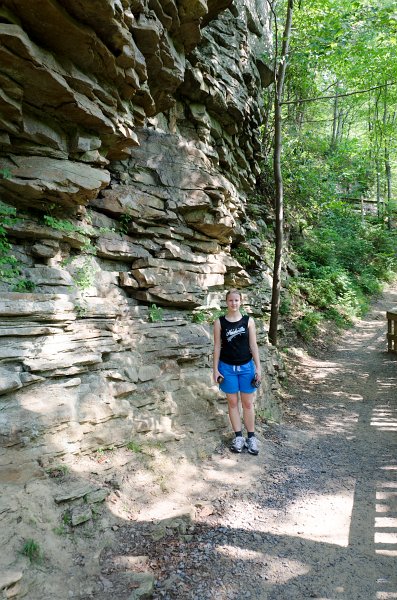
{"left": 219, "top": 315, "right": 252, "bottom": 366}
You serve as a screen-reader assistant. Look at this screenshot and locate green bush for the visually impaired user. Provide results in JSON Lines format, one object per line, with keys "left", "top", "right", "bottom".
{"left": 0, "top": 202, "right": 19, "bottom": 283}
{"left": 295, "top": 311, "right": 323, "bottom": 340}
{"left": 12, "top": 279, "right": 36, "bottom": 293}
{"left": 279, "top": 293, "right": 292, "bottom": 316}
{"left": 191, "top": 307, "right": 224, "bottom": 324}
{"left": 231, "top": 246, "right": 256, "bottom": 267}
{"left": 288, "top": 203, "right": 397, "bottom": 338}
{"left": 21, "top": 539, "right": 42, "bottom": 563}
{"left": 148, "top": 304, "right": 163, "bottom": 323}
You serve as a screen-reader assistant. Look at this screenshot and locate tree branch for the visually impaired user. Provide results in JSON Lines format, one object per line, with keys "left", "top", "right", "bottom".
{"left": 281, "top": 81, "right": 397, "bottom": 106}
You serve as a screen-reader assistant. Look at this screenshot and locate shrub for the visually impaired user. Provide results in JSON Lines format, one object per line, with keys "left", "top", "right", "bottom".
{"left": 288, "top": 204, "right": 397, "bottom": 337}
{"left": 295, "top": 311, "right": 322, "bottom": 340}
{"left": 148, "top": 304, "right": 163, "bottom": 322}
{"left": 21, "top": 539, "right": 42, "bottom": 563}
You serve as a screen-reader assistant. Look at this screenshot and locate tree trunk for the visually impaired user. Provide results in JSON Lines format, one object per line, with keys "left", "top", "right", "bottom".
{"left": 372, "top": 89, "right": 383, "bottom": 220}
{"left": 382, "top": 84, "right": 394, "bottom": 229}
{"left": 385, "top": 145, "right": 392, "bottom": 229}
{"left": 268, "top": 0, "right": 294, "bottom": 346}
{"left": 331, "top": 81, "right": 340, "bottom": 148}
{"left": 336, "top": 109, "right": 344, "bottom": 144}
{"left": 376, "top": 158, "right": 382, "bottom": 219}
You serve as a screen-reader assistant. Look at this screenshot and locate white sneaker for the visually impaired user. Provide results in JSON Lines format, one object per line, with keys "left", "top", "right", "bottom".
{"left": 230, "top": 436, "right": 246, "bottom": 453}
{"left": 246, "top": 436, "right": 259, "bottom": 455}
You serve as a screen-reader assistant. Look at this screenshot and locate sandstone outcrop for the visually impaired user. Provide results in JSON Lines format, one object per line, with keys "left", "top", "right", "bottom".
{"left": 0, "top": 0, "right": 282, "bottom": 487}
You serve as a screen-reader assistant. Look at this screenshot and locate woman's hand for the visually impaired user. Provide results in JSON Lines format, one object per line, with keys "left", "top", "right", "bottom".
{"left": 213, "top": 370, "right": 222, "bottom": 384}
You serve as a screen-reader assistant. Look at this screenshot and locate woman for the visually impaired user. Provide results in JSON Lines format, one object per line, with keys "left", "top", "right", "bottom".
{"left": 213, "top": 289, "right": 261, "bottom": 455}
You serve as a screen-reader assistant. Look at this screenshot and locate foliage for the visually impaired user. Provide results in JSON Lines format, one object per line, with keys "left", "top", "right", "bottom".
{"left": 62, "top": 512, "right": 72, "bottom": 526}
{"left": 0, "top": 202, "right": 20, "bottom": 283}
{"left": 0, "top": 202, "right": 37, "bottom": 292}
{"left": 148, "top": 303, "right": 163, "bottom": 322}
{"left": 279, "top": 293, "right": 292, "bottom": 316}
{"left": 0, "top": 208, "right": 103, "bottom": 295}
{"left": 42, "top": 215, "right": 94, "bottom": 238}
{"left": 46, "top": 464, "right": 69, "bottom": 478}
{"left": 262, "top": 0, "right": 397, "bottom": 341}
{"left": 294, "top": 311, "right": 323, "bottom": 341}
{"left": 42, "top": 214, "right": 99, "bottom": 296}
{"left": 287, "top": 204, "right": 397, "bottom": 338}
{"left": 268, "top": 0, "right": 397, "bottom": 223}
{"left": 231, "top": 246, "right": 256, "bottom": 268}
{"left": 72, "top": 258, "right": 97, "bottom": 291}
{"left": 126, "top": 441, "right": 142, "bottom": 453}
{"left": 191, "top": 307, "right": 224, "bottom": 324}
{"left": 118, "top": 213, "right": 133, "bottom": 236}
{"left": 0, "top": 167, "right": 12, "bottom": 179}
{"left": 21, "top": 539, "right": 42, "bottom": 563}
{"left": 74, "top": 301, "right": 88, "bottom": 318}
{"left": 281, "top": 133, "right": 374, "bottom": 224}
{"left": 12, "top": 278, "right": 36, "bottom": 293}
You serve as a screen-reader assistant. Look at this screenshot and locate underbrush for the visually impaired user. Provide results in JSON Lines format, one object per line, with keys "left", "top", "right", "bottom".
{"left": 283, "top": 204, "right": 397, "bottom": 340}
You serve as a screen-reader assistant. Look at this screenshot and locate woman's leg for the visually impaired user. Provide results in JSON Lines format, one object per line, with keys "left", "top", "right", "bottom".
{"left": 227, "top": 392, "right": 246, "bottom": 453}
{"left": 240, "top": 392, "right": 255, "bottom": 432}
{"left": 226, "top": 393, "right": 241, "bottom": 432}
{"left": 241, "top": 392, "right": 259, "bottom": 454}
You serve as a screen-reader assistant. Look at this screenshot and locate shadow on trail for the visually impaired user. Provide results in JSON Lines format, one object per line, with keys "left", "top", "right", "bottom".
{"left": 94, "top": 378, "right": 397, "bottom": 600}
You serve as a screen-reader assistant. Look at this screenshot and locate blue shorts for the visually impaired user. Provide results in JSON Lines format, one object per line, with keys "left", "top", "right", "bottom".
{"left": 218, "top": 359, "right": 256, "bottom": 394}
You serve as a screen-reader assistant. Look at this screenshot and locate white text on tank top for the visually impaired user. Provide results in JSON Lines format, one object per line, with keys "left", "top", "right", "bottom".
{"left": 226, "top": 325, "right": 246, "bottom": 342}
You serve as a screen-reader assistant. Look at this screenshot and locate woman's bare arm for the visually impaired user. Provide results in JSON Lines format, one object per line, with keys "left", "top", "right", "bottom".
{"left": 248, "top": 317, "right": 262, "bottom": 381}
{"left": 213, "top": 318, "right": 222, "bottom": 383}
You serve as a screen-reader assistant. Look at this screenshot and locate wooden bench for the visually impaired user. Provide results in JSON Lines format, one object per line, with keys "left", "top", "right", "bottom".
{"left": 387, "top": 311, "right": 397, "bottom": 353}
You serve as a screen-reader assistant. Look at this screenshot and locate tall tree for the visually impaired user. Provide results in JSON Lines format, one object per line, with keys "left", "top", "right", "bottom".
{"left": 268, "top": 0, "right": 294, "bottom": 346}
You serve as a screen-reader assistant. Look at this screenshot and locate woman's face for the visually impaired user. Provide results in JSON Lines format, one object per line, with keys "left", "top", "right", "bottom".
{"left": 226, "top": 292, "right": 241, "bottom": 312}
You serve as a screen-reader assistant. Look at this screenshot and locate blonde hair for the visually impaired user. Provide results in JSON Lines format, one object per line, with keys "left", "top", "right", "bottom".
{"left": 225, "top": 289, "right": 241, "bottom": 300}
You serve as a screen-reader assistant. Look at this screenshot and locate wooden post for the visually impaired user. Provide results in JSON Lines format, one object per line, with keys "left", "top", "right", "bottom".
{"left": 386, "top": 311, "right": 397, "bottom": 353}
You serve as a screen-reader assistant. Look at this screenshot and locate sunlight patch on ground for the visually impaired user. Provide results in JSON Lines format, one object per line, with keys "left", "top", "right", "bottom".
{"left": 371, "top": 406, "right": 397, "bottom": 432}
{"left": 375, "top": 517, "right": 397, "bottom": 528}
{"left": 372, "top": 425, "right": 397, "bottom": 432}
{"left": 215, "top": 545, "right": 310, "bottom": 584}
{"left": 347, "top": 394, "right": 364, "bottom": 401}
{"left": 278, "top": 492, "right": 354, "bottom": 547}
{"left": 215, "top": 546, "right": 266, "bottom": 561}
{"left": 200, "top": 455, "right": 262, "bottom": 487}
{"left": 376, "top": 503, "right": 393, "bottom": 513}
{"left": 375, "top": 471, "right": 397, "bottom": 557}
{"left": 375, "top": 549, "right": 397, "bottom": 557}
{"left": 374, "top": 531, "right": 397, "bottom": 557}
{"left": 375, "top": 452, "right": 397, "bottom": 556}
{"left": 376, "top": 491, "right": 397, "bottom": 501}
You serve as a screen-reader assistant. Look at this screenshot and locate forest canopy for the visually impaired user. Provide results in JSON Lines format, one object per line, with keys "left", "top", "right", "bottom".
{"left": 263, "top": 0, "right": 397, "bottom": 341}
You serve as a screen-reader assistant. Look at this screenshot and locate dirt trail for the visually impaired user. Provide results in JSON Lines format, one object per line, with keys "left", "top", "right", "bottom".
{"left": 8, "top": 287, "right": 397, "bottom": 600}
{"left": 258, "top": 285, "right": 397, "bottom": 600}
{"left": 106, "top": 285, "right": 397, "bottom": 600}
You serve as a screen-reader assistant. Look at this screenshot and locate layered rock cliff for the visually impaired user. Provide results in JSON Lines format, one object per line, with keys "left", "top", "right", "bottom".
{"left": 0, "top": 0, "right": 281, "bottom": 483}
